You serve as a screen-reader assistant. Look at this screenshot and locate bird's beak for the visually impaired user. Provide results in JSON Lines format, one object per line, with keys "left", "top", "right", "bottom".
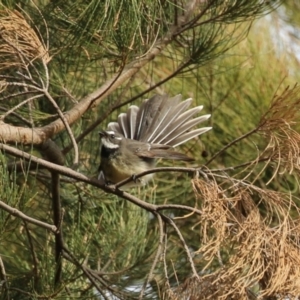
{"left": 99, "top": 131, "right": 106, "bottom": 137}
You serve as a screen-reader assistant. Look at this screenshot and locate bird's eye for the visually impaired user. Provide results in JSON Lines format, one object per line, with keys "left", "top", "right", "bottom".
{"left": 110, "top": 134, "right": 115, "bottom": 139}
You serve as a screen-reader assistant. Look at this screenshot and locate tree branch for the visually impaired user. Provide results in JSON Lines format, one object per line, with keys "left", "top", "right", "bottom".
{"left": 0, "top": 255, "right": 9, "bottom": 300}
{"left": 0, "top": 0, "right": 199, "bottom": 145}
{"left": 0, "top": 143, "right": 202, "bottom": 215}
{"left": 204, "top": 126, "right": 262, "bottom": 166}
{"left": 0, "top": 200, "right": 57, "bottom": 233}
{"left": 139, "top": 212, "right": 166, "bottom": 300}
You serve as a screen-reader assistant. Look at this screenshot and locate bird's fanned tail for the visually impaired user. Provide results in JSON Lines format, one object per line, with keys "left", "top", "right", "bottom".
{"left": 107, "top": 94, "right": 212, "bottom": 146}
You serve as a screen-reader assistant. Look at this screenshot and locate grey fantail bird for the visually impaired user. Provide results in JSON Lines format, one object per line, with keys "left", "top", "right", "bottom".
{"left": 98, "top": 94, "right": 212, "bottom": 185}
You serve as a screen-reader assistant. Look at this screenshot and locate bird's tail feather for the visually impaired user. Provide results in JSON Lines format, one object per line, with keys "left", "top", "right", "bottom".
{"left": 107, "top": 94, "right": 211, "bottom": 146}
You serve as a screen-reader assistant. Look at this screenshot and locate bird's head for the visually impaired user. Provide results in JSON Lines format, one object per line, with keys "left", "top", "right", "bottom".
{"left": 99, "top": 130, "right": 123, "bottom": 150}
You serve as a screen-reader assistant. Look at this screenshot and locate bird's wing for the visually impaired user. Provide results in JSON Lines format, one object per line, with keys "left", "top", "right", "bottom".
{"left": 125, "top": 140, "right": 193, "bottom": 161}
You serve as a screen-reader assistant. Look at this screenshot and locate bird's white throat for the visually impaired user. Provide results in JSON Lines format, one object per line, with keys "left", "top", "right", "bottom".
{"left": 101, "top": 137, "right": 119, "bottom": 149}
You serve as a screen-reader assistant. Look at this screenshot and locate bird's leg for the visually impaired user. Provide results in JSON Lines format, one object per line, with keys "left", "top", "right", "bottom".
{"left": 131, "top": 174, "right": 138, "bottom": 183}
{"left": 131, "top": 174, "right": 144, "bottom": 185}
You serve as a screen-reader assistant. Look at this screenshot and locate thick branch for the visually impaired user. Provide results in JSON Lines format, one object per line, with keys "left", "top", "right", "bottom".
{"left": 0, "top": 143, "right": 202, "bottom": 215}
{"left": 0, "top": 0, "right": 198, "bottom": 145}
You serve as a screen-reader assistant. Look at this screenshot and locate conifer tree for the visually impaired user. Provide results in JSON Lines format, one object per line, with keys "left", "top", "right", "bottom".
{"left": 1, "top": 1, "right": 300, "bottom": 299}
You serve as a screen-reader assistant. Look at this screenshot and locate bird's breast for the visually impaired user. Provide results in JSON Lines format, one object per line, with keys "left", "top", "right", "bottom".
{"left": 101, "top": 151, "right": 155, "bottom": 184}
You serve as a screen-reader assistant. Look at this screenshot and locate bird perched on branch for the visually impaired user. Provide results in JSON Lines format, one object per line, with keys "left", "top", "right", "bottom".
{"left": 98, "top": 94, "right": 211, "bottom": 185}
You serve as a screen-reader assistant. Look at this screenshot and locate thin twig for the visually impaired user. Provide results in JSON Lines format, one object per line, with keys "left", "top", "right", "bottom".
{"left": 0, "top": 255, "right": 9, "bottom": 300}
{"left": 51, "top": 171, "right": 64, "bottom": 286}
{"left": 139, "top": 212, "right": 165, "bottom": 300}
{"left": 209, "top": 157, "right": 271, "bottom": 173}
{"left": 29, "top": 1, "right": 50, "bottom": 54}
{"left": 1, "top": 81, "right": 43, "bottom": 92}
{"left": 62, "top": 248, "right": 110, "bottom": 300}
{"left": 0, "top": 94, "right": 43, "bottom": 121}
{"left": 115, "top": 166, "right": 197, "bottom": 188}
{"left": 62, "top": 72, "right": 138, "bottom": 154}
{"left": 0, "top": 107, "right": 32, "bottom": 126}
{"left": 156, "top": 204, "right": 202, "bottom": 215}
{"left": 0, "top": 89, "right": 40, "bottom": 102}
{"left": 166, "top": 216, "right": 199, "bottom": 279}
{"left": 1, "top": 31, "right": 44, "bottom": 88}
{"left": 0, "top": 200, "right": 57, "bottom": 233}
{"left": 85, "top": 266, "right": 135, "bottom": 299}
{"left": 9, "top": 287, "right": 64, "bottom": 299}
{"left": 23, "top": 221, "right": 39, "bottom": 280}
{"left": 43, "top": 90, "right": 79, "bottom": 165}
{"left": 162, "top": 220, "right": 168, "bottom": 282}
{"left": 112, "top": 60, "right": 192, "bottom": 113}
{"left": 204, "top": 127, "right": 261, "bottom": 166}
{"left": 0, "top": 143, "right": 203, "bottom": 217}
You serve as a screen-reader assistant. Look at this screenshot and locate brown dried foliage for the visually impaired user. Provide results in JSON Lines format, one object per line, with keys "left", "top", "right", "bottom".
{"left": 164, "top": 86, "right": 300, "bottom": 299}
{"left": 258, "top": 85, "right": 300, "bottom": 177}
{"left": 0, "top": 8, "right": 50, "bottom": 70}
{"left": 164, "top": 180, "right": 300, "bottom": 299}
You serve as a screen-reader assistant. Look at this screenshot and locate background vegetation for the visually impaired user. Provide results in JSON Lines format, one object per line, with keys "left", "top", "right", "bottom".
{"left": 0, "top": 0, "right": 300, "bottom": 299}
